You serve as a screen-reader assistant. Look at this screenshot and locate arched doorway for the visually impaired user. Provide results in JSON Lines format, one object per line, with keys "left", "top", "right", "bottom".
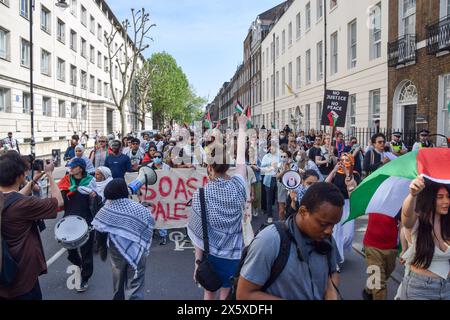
{"left": 393, "top": 80, "right": 418, "bottom": 132}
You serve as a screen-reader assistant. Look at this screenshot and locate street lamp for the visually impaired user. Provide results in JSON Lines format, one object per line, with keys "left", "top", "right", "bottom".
{"left": 28, "top": 0, "right": 68, "bottom": 162}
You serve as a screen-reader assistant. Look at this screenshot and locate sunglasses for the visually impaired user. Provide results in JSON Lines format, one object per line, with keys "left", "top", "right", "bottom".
{"left": 99, "top": 140, "right": 106, "bottom": 143}
{"left": 154, "top": 156, "right": 162, "bottom": 159}
{"left": 376, "top": 140, "right": 385, "bottom": 144}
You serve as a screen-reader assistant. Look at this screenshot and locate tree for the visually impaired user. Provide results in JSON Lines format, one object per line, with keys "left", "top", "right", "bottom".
{"left": 147, "top": 52, "right": 187, "bottom": 128}
{"left": 106, "top": 8, "right": 155, "bottom": 135}
{"left": 134, "top": 60, "right": 157, "bottom": 130}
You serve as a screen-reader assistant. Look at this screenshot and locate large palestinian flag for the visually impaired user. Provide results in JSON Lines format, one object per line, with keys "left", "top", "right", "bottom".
{"left": 347, "top": 148, "right": 450, "bottom": 221}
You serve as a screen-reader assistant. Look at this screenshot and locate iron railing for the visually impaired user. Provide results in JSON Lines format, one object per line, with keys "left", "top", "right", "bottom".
{"left": 426, "top": 14, "right": 450, "bottom": 55}
{"left": 388, "top": 34, "right": 416, "bottom": 67}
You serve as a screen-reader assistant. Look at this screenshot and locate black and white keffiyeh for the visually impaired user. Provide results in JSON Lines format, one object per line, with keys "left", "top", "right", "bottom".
{"left": 93, "top": 198, "right": 154, "bottom": 270}
{"left": 187, "top": 175, "right": 247, "bottom": 260}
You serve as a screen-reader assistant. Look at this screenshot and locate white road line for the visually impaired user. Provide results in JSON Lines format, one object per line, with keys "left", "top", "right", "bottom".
{"left": 46, "top": 248, "right": 67, "bottom": 267}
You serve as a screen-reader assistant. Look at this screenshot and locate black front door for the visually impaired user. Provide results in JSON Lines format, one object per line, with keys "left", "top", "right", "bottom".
{"left": 404, "top": 104, "right": 417, "bottom": 147}
{"left": 107, "top": 110, "right": 113, "bottom": 134}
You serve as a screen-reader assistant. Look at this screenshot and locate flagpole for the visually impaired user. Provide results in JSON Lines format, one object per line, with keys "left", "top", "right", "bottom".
{"left": 272, "top": 32, "right": 276, "bottom": 130}
{"left": 323, "top": 0, "right": 328, "bottom": 134}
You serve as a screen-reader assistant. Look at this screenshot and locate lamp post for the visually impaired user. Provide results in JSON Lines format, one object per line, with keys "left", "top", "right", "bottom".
{"left": 29, "top": 0, "right": 68, "bottom": 161}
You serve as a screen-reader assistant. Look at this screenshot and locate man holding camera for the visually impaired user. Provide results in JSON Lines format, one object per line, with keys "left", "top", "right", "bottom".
{"left": 0, "top": 152, "right": 63, "bottom": 300}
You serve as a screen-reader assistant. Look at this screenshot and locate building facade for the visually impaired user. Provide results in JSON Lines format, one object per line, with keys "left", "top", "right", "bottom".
{"left": 260, "top": 0, "right": 389, "bottom": 133}
{"left": 388, "top": 0, "right": 450, "bottom": 146}
{"left": 0, "top": 0, "right": 150, "bottom": 155}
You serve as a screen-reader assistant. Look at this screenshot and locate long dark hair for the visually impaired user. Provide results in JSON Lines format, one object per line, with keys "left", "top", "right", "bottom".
{"left": 412, "top": 180, "right": 450, "bottom": 269}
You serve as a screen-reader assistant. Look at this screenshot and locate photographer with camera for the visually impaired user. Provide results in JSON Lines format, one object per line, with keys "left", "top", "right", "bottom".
{"left": 0, "top": 152, "right": 63, "bottom": 300}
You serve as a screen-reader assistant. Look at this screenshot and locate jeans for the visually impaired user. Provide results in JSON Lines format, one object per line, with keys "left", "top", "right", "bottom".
{"left": 400, "top": 271, "right": 450, "bottom": 300}
{"left": 67, "top": 231, "right": 94, "bottom": 282}
{"left": 109, "top": 241, "right": 147, "bottom": 300}
{"left": 264, "top": 177, "right": 277, "bottom": 218}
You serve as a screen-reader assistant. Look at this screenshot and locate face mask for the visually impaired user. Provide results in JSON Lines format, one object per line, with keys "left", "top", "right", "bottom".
{"left": 153, "top": 157, "right": 162, "bottom": 165}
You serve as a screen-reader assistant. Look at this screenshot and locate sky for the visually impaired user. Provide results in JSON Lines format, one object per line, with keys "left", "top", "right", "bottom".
{"left": 107, "top": 0, "right": 282, "bottom": 104}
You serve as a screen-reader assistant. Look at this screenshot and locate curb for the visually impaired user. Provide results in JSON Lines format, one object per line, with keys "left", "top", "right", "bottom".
{"left": 352, "top": 243, "right": 402, "bottom": 284}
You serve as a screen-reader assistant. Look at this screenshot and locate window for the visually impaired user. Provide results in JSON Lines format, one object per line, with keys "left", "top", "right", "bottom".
{"left": 23, "top": 92, "right": 30, "bottom": 114}
{"left": 97, "top": 51, "right": 102, "bottom": 68}
{"left": 81, "top": 5, "right": 87, "bottom": 26}
{"left": 305, "top": 104, "right": 311, "bottom": 131}
{"left": 317, "top": 41, "right": 323, "bottom": 80}
{"left": 276, "top": 36, "right": 279, "bottom": 58}
{"left": 115, "top": 66, "right": 118, "bottom": 80}
{"left": 104, "top": 57, "right": 108, "bottom": 72}
{"left": 97, "top": 24, "right": 103, "bottom": 41}
{"left": 58, "top": 100, "right": 65, "bottom": 118}
{"left": 348, "top": 20, "right": 357, "bottom": 68}
{"left": 262, "top": 52, "right": 265, "bottom": 71}
{"left": 370, "top": 2, "right": 382, "bottom": 60}
{"left": 57, "top": 58, "right": 65, "bottom": 82}
{"left": 81, "top": 38, "right": 87, "bottom": 58}
{"left": 296, "top": 13, "right": 301, "bottom": 38}
{"left": 288, "top": 62, "right": 293, "bottom": 87}
{"left": 90, "top": 45, "right": 95, "bottom": 63}
{"left": 90, "top": 16, "right": 95, "bottom": 34}
{"left": 317, "top": 0, "right": 324, "bottom": 20}
{"left": 316, "top": 102, "right": 322, "bottom": 129}
{"left": 40, "top": 49, "right": 51, "bottom": 76}
{"left": 20, "top": 0, "right": 29, "bottom": 19}
{"left": 282, "top": 67, "right": 286, "bottom": 95}
{"left": 296, "top": 56, "right": 301, "bottom": 89}
{"left": 89, "top": 75, "right": 95, "bottom": 93}
{"left": 0, "top": 27, "right": 10, "bottom": 60}
{"left": 42, "top": 96, "right": 51, "bottom": 117}
{"left": 70, "top": 0, "right": 77, "bottom": 17}
{"left": 57, "top": 19, "right": 65, "bottom": 43}
{"left": 276, "top": 71, "right": 280, "bottom": 97}
{"left": 70, "top": 30, "right": 77, "bottom": 51}
{"left": 331, "top": 32, "right": 338, "bottom": 75}
{"left": 282, "top": 30, "right": 286, "bottom": 54}
{"left": 400, "top": 0, "right": 416, "bottom": 36}
{"left": 104, "top": 82, "right": 109, "bottom": 98}
{"left": 81, "top": 70, "right": 87, "bottom": 89}
{"left": 40, "top": 5, "right": 51, "bottom": 34}
{"left": 104, "top": 31, "right": 108, "bottom": 47}
{"left": 349, "top": 94, "right": 356, "bottom": 128}
{"left": 0, "top": 87, "right": 10, "bottom": 112}
{"left": 71, "top": 102, "right": 77, "bottom": 119}
{"left": 370, "top": 89, "right": 381, "bottom": 123}
{"left": 330, "top": 0, "right": 338, "bottom": 10}
{"left": 97, "top": 79, "right": 102, "bottom": 95}
{"left": 306, "top": 49, "right": 311, "bottom": 84}
{"left": 20, "top": 38, "right": 30, "bottom": 67}
{"left": 81, "top": 105, "right": 87, "bottom": 120}
{"left": 70, "top": 65, "right": 77, "bottom": 86}
{"left": 288, "top": 22, "right": 293, "bottom": 45}
{"left": 306, "top": 2, "right": 311, "bottom": 30}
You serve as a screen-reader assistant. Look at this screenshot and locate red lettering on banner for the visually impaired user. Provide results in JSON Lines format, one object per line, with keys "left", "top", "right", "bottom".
{"left": 159, "top": 176, "right": 172, "bottom": 197}
{"left": 202, "top": 176, "right": 209, "bottom": 187}
{"left": 174, "top": 178, "right": 188, "bottom": 201}
{"left": 154, "top": 201, "right": 166, "bottom": 222}
{"left": 186, "top": 178, "right": 198, "bottom": 197}
{"left": 141, "top": 186, "right": 157, "bottom": 201}
{"left": 174, "top": 203, "right": 188, "bottom": 219}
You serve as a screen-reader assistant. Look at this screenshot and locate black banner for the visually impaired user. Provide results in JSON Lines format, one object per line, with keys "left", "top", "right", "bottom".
{"left": 321, "top": 90, "right": 349, "bottom": 127}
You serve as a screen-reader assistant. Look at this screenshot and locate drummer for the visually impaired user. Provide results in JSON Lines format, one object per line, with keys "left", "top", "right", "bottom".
{"left": 57, "top": 157, "right": 102, "bottom": 293}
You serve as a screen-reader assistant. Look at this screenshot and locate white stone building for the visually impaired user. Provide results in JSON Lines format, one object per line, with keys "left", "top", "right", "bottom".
{"left": 259, "top": 0, "right": 388, "bottom": 134}
{"left": 0, "top": 0, "right": 151, "bottom": 155}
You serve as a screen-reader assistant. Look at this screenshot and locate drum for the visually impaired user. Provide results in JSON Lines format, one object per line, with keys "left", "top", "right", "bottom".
{"left": 55, "top": 216, "right": 91, "bottom": 250}
{"left": 281, "top": 170, "right": 302, "bottom": 190}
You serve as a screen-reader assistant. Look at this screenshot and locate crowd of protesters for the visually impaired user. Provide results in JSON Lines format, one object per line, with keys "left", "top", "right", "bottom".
{"left": 0, "top": 117, "right": 448, "bottom": 301}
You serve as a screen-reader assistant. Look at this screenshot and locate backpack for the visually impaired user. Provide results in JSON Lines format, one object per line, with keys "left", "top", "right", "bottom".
{"left": 227, "top": 221, "right": 292, "bottom": 300}
{"left": 0, "top": 192, "right": 24, "bottom": 286}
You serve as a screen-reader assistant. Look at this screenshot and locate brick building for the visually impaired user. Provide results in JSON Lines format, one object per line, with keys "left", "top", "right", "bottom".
{"left": 388, "top": 0, "right": 450, "bottom": 146}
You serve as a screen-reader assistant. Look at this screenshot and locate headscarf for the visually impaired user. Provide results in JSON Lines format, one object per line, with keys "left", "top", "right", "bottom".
{"left": 95, "top": 167, "right": 113, "bottom": 201}
{"left": 75, "top": 144, "right": 85, "bottom": 153}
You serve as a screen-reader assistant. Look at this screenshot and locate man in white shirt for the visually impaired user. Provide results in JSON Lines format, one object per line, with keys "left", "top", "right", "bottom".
{"left": 3, "top": 132, "right": 20, "bottom": 153}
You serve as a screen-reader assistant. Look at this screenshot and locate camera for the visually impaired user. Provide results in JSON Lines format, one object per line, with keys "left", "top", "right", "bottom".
{"left": 32, "top": 159, "right": 44, "bottom": 172}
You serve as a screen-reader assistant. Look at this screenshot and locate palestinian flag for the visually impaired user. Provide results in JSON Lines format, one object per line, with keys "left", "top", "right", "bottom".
{"left": 327, "top": 111, "right": 339, "bottom": 127}
{"left": 204, "top": 111, "right": 212, "bottom": 129}
{"left": 235, "top": 101, "right": 244, "bottom": 115}
{"left": 246, "top": 106, "right": 252, "bottom": 129}
{"left": 347, "top": 148, "right": 450, "bottom": 222}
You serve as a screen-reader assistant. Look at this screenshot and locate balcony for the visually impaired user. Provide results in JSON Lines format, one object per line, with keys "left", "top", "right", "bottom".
{"left": 388, "top": 34, "right": 416, "bottom": 67}
{"left": 427, "top": 15, "right": 450, "bottom": 55}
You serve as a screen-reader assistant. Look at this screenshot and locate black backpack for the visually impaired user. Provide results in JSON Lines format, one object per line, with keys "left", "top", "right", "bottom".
{"left": 227, "top": 221, "right": 292, "bottom": 300}
{"left": 0, "top": 192, "right": 24, "bottom": 286}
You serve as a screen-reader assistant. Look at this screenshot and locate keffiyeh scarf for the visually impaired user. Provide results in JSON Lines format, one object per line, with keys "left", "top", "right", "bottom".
{"left": 92, "top": 198, "right": 154, "bottom": 271}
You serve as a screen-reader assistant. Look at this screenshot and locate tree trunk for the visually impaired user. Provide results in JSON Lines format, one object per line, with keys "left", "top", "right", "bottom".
{"left": 119, "top": 107, "right": 127, "bottom": 137}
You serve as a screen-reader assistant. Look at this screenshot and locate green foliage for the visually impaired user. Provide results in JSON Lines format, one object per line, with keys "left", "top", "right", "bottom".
{"left": 144, "top": 52, "right": 206, "bottom": 127}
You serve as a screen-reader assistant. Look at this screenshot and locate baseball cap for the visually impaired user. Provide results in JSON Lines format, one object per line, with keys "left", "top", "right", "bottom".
{"left": 69, "top": 158, "right": 86, "bottom": 170}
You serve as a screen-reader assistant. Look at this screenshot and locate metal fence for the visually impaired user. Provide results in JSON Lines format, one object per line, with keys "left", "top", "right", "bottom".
{"left": 345, "top": 128, "right": 419, "bottom": 150}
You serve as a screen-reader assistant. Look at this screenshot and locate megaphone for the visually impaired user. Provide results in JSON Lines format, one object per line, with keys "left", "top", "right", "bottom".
{"left": 128, "top": 165, "right": 158, "bottom": 194}
{"left": 281, "top": 170, "right": 302, "bottom": 190}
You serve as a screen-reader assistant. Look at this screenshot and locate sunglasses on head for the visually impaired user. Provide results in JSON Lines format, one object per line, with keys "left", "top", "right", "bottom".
{"left": 132, "top": 142, "right": 139, "bottom": 145}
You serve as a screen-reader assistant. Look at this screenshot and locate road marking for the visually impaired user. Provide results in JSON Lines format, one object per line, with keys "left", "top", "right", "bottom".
{"left": 46, "top": 248, "right": 67, "bottom": 267}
